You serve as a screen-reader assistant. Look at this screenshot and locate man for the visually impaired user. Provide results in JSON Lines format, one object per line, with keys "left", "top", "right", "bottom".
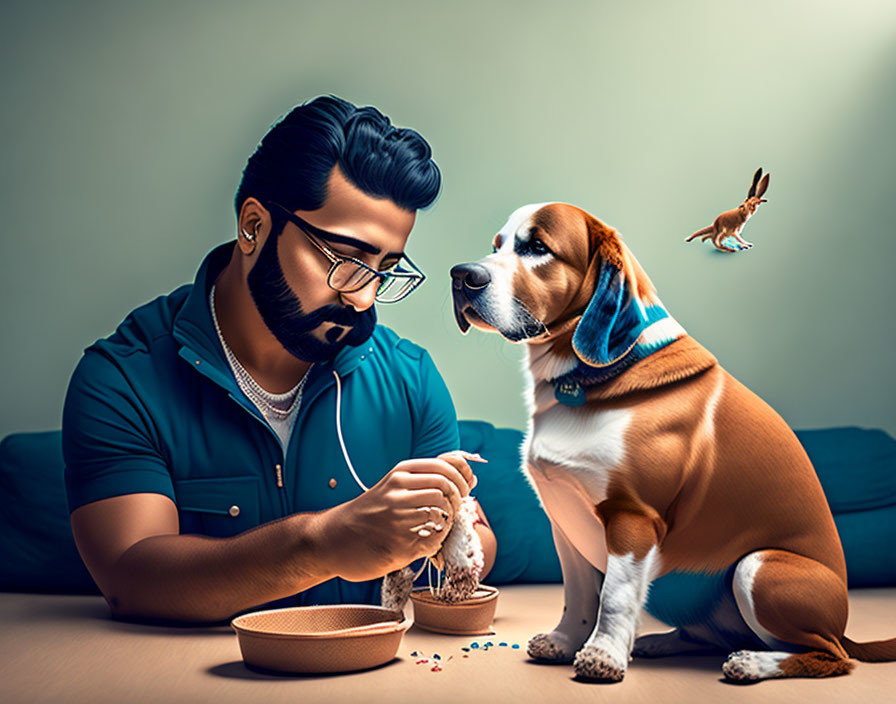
{"left": 62, "top": 95, "right": 497, "bottom": 623}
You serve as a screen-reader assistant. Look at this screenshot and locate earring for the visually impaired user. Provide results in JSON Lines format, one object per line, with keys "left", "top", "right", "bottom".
{"left": 240, "top": 222, "right": 261, "bottom": 253}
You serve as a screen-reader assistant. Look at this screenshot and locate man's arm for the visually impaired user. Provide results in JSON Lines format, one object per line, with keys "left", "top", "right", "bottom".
{"left": 71, "top": 493, "right": 337, "bottom": 623}
{"left": 71, "top": 457, "right": 473, "bottom": 623}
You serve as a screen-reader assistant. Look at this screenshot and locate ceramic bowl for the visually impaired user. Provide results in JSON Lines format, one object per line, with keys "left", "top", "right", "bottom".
{"left": 231, "top": 604, "right": 411, "bottom": 673}
{"left": 409, "top": 584, "right": 499, "bottom": 635}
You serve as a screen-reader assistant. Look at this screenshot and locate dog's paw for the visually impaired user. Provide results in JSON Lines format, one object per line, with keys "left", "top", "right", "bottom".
{"left": 573, "top": 643, "right": 627, "bottom": 682}
{"left": 527, "top": 632, "right": 578, "bottom": 663}
{"left": 721, "top": 650, "right": 786, "bottom": 682}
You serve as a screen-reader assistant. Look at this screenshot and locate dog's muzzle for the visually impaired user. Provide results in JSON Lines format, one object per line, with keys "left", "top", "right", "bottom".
{"left": 450, "top": 263, "right": 491, "bottom": 334}
{"left": 451, "top": 263, "right": 492, "bottom": 291}
{"left": 449, "top": 262, "right": 547, "bottom": 341}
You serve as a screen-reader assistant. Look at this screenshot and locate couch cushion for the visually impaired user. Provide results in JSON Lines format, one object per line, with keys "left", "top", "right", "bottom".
{"left": 0, "top": 431, "right": 98, "bottom": 592}
{"left": 1, "top": 424, "right": 895, "bottom": 593}
{"left": 795, "top": 427, "right": 896, "bottom": 513}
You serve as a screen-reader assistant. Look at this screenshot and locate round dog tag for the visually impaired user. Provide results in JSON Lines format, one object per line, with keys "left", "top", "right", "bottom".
{"left": 554, "top": 379, "right": 586, "bottom": 406}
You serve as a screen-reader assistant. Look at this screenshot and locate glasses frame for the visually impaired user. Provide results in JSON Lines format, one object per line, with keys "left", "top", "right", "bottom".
{"left": 266, "top": 201, "right": 425, "bottom": 304}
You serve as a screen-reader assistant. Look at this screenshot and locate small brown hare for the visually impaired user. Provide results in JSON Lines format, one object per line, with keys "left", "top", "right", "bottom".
{"left": 687, "top": 168, "right": 770, "bottom": 252}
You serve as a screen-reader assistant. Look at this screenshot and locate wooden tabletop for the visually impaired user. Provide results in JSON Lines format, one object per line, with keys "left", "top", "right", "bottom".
{"left": 2, "top": 584, "right": 895, "bottom": 703}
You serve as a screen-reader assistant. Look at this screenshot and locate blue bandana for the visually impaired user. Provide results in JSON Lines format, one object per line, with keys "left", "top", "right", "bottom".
{"left": 554, "top": 261, "right": 684, "bottom": 406}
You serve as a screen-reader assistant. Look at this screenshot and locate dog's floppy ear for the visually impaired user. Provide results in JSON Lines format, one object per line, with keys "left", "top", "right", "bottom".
{"left": 571, "top": 219, "right": 666, "bottom": 368}
{"left": 572, "top": 261, "right": 650, "bottom": 367}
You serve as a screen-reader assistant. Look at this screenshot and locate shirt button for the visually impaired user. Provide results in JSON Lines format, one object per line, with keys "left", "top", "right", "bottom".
{"left": 229, "top": 505, "right": 240, "bottom": 517}
{"left": 328, "top": 478, "right": 337, "bottom": 489}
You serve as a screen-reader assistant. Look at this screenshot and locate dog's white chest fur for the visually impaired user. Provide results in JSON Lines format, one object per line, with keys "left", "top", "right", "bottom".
{"left": 523, "top": 389, "right": 633, "bottom": 572}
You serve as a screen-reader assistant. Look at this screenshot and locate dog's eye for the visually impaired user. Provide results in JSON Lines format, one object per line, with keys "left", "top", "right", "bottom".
{"left": 530, "top": 239, "right": 551, "bottom": 256}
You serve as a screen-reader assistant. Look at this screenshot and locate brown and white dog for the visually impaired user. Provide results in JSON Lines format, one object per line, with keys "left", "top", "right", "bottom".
{"left": 450, "top": 202, "right": 896, "bottom": 682}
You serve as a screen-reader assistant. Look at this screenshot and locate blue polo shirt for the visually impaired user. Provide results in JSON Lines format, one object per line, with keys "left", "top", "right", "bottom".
{"left": 62, "top": 242, "right": 460, "bottom": 607}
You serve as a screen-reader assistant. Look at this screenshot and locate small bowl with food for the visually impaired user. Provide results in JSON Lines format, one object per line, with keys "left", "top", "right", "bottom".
{"left": 409, "top": 584, "right": 499, "bottom": 635}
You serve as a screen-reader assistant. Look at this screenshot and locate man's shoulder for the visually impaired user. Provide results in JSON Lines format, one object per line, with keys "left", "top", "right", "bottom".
{"left": 368, "top": 324, "right": 429, "bottom": 363}
{"left": 64, "top": 284, "right": 195, "bottom": 431}
{"left": 84, "top": 284, "right": 192, "bottom": 362}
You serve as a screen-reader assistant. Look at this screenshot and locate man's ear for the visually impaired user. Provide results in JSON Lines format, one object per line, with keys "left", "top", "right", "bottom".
{"left": 237, "top": 198, "right": 274, "bottom": 256}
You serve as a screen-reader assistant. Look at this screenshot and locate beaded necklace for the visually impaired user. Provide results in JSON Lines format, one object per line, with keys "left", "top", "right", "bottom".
{"left": 210, "top": 284, "right": 310, "bottom": 420}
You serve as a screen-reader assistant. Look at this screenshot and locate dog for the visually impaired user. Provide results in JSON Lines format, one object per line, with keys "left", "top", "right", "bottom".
{"left": 449, "top": 202, "right": 896, "bottom": 682}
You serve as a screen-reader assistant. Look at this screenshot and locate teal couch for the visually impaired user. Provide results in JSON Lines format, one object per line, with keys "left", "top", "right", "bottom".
{"left": 2, "top": 423, "right": 895, "bottom": 597}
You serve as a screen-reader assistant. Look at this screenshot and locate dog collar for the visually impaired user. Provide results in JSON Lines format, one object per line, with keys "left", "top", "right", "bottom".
{"left": 551, "top": 321, "right": 686, "bottom": 406}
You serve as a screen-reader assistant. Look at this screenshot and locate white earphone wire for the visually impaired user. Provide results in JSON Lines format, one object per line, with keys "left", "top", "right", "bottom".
{"left": 333, "top": 370, "right": 370, "bottom": 492}
{"left": 333, "top": 369, "right": 431, "bottom": 583}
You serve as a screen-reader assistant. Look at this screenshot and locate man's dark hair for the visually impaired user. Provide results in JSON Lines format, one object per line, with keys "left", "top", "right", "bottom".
{"left": 235, "top": 95, "right": 441, "bottom": 227}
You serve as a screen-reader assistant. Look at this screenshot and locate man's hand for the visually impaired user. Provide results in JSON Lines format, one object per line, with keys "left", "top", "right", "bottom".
{"left": 321, "top": 456, "right": 477, "bottom": 582}
{"left": 435, "top": 450, "right": 481, "bottom": 491}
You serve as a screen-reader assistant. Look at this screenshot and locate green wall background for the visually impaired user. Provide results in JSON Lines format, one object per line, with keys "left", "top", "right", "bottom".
{"left": 2, "top": 0, "right": 894, "bottom": 441}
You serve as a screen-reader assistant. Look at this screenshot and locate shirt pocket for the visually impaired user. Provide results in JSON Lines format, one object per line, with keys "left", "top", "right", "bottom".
{"left": 173, "top": 476, "right": 260, "bottom": 538}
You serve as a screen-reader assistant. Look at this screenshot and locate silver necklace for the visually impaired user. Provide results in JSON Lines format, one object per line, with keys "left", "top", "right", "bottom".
{"left": 210, "top": 284, "right": 310, "bottom": 420}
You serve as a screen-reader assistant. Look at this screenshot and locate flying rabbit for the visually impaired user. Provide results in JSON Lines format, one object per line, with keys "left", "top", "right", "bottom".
{"left": 686, "top": 168, "right": 770, "bottom": 252}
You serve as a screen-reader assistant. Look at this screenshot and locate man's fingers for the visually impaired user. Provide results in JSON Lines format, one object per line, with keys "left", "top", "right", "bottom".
{"left": 394, "top": 487, "right": 456, "bottom": 522}
{"left": 391, "top": 459, "right": 468, "bottom": 504}
{"left": 436, "top": 451, "right": 479, "bottom": 491}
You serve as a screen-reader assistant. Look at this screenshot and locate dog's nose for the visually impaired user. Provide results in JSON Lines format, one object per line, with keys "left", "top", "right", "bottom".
{"left": 450, "top": 263, "right": 491, "bottom": 290}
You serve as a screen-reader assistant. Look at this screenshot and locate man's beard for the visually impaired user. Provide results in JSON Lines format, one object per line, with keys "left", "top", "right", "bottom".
{"left": 246, "top": 228, "right": 377, "bottom": 363}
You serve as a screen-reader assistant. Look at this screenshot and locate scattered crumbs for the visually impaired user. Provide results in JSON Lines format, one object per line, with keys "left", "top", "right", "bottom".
{"left": 412, "top": 639, "right": 518, "bottom": 671}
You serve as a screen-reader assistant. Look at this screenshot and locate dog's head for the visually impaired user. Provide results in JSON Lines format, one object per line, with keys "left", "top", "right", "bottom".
{"left": 450, "top": 202, "right": 671, "bottom": 367}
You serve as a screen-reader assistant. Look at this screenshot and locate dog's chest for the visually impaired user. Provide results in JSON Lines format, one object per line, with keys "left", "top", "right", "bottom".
{"left": 526, "top": 401, "right": 632, "bottom": 479}
{"left": 523, "top": 400, "right": 633, "bottom": 571}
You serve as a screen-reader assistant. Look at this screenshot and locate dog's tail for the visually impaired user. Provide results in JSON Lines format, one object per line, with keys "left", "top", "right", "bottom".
{"left": 685, "top": 226, "right": 713, "bottom": 242}
{"left": 842, "top": 636, "right": 896, "bottom": 662}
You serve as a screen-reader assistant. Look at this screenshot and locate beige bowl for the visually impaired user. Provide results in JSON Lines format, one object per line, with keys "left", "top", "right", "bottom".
{"left": 409, "top": 585, "right": 499, "bottom": 635}
{"left": 231, "top": 604, "right": 411, "bottom": 674}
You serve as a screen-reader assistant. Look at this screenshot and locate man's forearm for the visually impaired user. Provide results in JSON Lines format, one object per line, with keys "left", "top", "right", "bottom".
{"left": 106, "top": 511, "right": 335, "bottom": 623}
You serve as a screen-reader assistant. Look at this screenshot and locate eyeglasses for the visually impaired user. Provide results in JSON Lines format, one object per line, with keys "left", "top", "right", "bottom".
{"left": 266, "top": 202, "right": 426, "bottom": 304}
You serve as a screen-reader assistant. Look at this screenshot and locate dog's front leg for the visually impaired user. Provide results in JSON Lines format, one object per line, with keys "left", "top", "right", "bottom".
{"left": 573, "top": 505, "right": 665, "bottom": 682}
{"left": 528, "top": 521, "right": 604, "bottom": 663}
